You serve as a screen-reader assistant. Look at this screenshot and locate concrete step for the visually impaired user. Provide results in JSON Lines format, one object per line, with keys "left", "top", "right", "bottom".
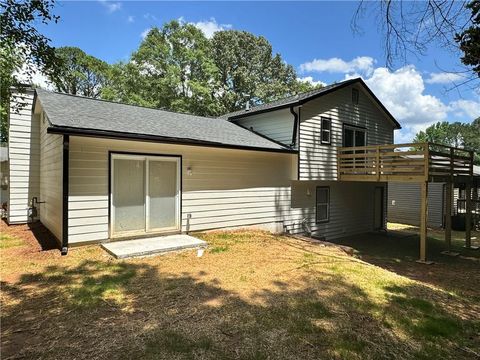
{"left": 102, "top": 234, "right": 207, "bottom": 259}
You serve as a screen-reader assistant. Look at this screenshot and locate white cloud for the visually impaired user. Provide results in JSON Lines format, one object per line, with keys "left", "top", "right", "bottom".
{"left": 127, "top": 15, "right": 134, "bottom": 23}
{"left": 300, "top": 56, "right": 375, "bottom": 76}
{"left": 297, "top": 76, "right": 326, "bottom": 87}
{"left": 98, "top": 0, "right": 121, "bottom": 13}
{"left": 425, "top": 72, "right": 464, "bottom": 84}
{"left": 365, "top": 66, "right": 449, "bottom": 127}
{"left": 140, "top": 28, "right": 151, "bottom": 39}
{"left": 449, "top": 99, "right": 480, "bottom": 119}
{"left": 179, "top": 17, "right": 232, "bottom": 39}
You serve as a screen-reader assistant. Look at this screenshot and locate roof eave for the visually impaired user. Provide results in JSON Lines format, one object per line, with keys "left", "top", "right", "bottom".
{"left": 225, "top": 78, "right": 402, "bottom": 130}
{"left": 47, "top": 125, "right": 299, "bottom": 154}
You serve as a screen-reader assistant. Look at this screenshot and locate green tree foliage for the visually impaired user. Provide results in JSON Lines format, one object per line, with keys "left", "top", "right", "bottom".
{"left": 103, "top": 21, "right": 220, "bottom": 116}
{"left": 103, "top": 21, "right": 319, "bottom": 117}
{"left": 455, "top": 0, "right": 480, "bottom": 77}
{"left": 211, "top": 30, "right": 308, "bottom": 113}
{"left": 0, "top": 0, "right": 59, "bottom": 142}
{"left": 47, "top": 47, "right": 110, "bottom": 98}
{"left": 413, "top": 119, "right": 480, "bottom": 164}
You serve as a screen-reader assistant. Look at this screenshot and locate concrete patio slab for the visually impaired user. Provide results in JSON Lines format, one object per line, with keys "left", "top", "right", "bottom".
{"left": 102, "top": 234, "right": 207, "bottom": 259}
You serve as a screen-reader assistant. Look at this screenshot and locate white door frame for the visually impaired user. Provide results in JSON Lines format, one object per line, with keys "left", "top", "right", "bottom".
{"left": 110, "top": 152, "right": 181, "bottom": 238}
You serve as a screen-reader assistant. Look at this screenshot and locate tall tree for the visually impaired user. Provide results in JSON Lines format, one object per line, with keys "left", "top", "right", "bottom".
{"left": 413, "top": 119, "right": 480, "bottom": 164}
{"left": 47, "top": 47, "right": 110, "bottom": 98}
{"left": 0, "top": 0, "right": 60, "bottom": 142}
{"left": 211, "top": 30, "right": 311, "bottom": 113}
{"left": 103, "top": 21, "right": 220, "bottom": 116}
{"left": 104, "top": 23, "right": 318, "bottom": 117}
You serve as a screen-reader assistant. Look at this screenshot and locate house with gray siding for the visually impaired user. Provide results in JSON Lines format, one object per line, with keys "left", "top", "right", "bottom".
{"left": 6, "top": 78, "right": 402, "bottom": 254}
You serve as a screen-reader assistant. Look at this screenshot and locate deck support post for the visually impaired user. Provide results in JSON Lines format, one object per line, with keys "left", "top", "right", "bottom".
{"left": 418, "top": 181, "right": 430, "bottom": 263}
{"left": 465, "top": 181, "right": 472, "bottom": 249}
{"left": 445, "top": 182, "right": 452, "bottom": 250}
{"left": 440, "top": 182, "right": 459, "bottom": 256}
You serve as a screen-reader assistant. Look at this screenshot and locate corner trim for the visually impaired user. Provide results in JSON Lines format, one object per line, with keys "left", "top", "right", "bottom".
{"left": 62, "top": 135, "right": 69, "bottom": 255}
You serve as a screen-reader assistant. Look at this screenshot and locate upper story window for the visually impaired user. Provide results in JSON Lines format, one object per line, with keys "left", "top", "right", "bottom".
{"left": 344, "top": 125, "right": 366, "bottom": 147}
{"left": 352, "top": 88, "right": 359, "bottom": 104}
{"left": 321, "top": 117, "right": 331, "bottom": 145}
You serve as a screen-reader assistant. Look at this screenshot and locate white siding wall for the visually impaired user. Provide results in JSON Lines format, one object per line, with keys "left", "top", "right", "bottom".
{"left": 287, "top": 180, "right": 385, "bottom": 239}
{"left": 233, "top": 108, "right": 295, "bottom": 146}
{"left": 387, "top": 182, "right": 444, "bottom": 228}
{"left": 39, "top": 112, "right": 63, "bottom": 241}
{"left": 299, "top": 84, "right": 395, "bottom": 180}
{"left": 8, "top": 91, "right": 39, "bottom": 223}
{"left": 68, "top": 136, "right": 297, "bottom": 244}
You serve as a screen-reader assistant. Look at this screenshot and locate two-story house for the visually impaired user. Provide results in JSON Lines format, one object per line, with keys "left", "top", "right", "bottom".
{"left": 7, "top": 78, "right": 474, "bottom": 260}
{"left": 221, "top": 78, "right": 401, "bottom": 239}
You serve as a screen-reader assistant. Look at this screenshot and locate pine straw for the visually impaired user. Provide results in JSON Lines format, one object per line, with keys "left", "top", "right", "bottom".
{"left": 1, "top": 221, "right": 479, "bottom": 360}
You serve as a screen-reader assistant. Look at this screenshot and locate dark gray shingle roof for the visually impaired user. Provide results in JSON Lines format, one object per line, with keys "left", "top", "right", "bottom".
{"left": 35, "top": 89, "right": 294, "bottom": 152}
{"left": 220, "top": 78, "right": 401, "bottom": 129}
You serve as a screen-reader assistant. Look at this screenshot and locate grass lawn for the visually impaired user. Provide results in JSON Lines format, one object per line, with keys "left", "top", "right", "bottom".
{"left": 1, "top": 221, "right": 479, "bottom": 360}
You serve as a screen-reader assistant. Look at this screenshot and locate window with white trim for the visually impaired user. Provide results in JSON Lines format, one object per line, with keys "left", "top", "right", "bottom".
{"left": 316, "top": 186, "right": 330, "bottom": 223}
{"left": 321, "top": 117, "right": 331, "bottom": 144}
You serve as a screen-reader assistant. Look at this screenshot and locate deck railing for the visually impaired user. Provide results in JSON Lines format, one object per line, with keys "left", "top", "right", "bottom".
{"left": 337, "top": 142, "right": 474, "bottom": 182}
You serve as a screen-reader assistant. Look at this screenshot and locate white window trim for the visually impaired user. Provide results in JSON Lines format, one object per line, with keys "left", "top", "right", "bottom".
{"left": 316, "top": 186, "right": 330, "bottom": 223}
{"left": 320, "top": 117, "right": 331, "bottom": 145}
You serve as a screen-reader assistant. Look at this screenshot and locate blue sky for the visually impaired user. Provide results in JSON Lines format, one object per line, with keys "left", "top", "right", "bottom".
{"left": 36, "top": 1, "right": 479, "bottom": 142}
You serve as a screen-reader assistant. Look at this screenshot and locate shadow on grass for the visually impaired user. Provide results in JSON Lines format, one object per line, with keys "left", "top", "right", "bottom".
{"left": 330, "top": 230, "right": 480, "bottom": 301}
{"left": 1, "top": 257, "right": 478, "bottom": 360}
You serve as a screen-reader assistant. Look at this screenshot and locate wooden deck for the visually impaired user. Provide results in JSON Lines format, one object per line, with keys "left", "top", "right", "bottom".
{"left": 337, "top": 142, "right": 476, "bottom": 262}
{"left": 337, "top": 142, "right": 474, "bottom": 183}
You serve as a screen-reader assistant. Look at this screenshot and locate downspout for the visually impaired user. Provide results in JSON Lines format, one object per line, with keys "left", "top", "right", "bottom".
{"left": 61, "top": 135, "right": 69, "bottom": 255}
{"left": 290, "top": 106, "right": 301, "bottom": 180}
{"left": 290, "top": 106, "right": 299, "bottom": 148}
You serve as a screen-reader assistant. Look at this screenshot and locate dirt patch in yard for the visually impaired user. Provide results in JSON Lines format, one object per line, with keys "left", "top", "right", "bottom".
{"left": 1, "top": 222, "right": 479, "bottom": 360}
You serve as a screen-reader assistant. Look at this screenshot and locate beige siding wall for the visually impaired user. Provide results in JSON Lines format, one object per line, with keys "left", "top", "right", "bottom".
{"left": 233, "top": 108, "right": 295, "bottom": 146}
{"left": 387, "top": 182, "right": 444, "bottom": 228}
{"left": 8, "top": 91, "right": 39, "bottom": 223}
{"left": 288, "top": 180, "right": 385, "bottom": 239}
{"left": 299, "top": 84, "right": 395, "bottom": 180}
{"left": 68, "top": 136, "right": 297, "bottom": 244}
{"left": 39, "top": 112, "right": 63, "bottom": 241}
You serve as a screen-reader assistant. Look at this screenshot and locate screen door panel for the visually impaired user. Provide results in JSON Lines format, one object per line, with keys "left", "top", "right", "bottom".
{"left": 148, "top": 160, "right": 178, "bottom": 230}
{"left": 113, "top": 158, "right": 145, "bottom": 233}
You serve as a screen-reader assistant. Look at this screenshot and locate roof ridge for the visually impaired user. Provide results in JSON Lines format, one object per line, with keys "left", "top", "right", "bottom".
{"left": 35, "top": 88, "right": 220, "bottom": 120}
{"left": 220, "top": 78, "right": 359, "bottom": 118}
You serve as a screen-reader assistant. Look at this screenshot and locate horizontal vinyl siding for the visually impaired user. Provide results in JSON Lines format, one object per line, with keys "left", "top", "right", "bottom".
{"left": 7, "top": 92, "right": 39, "bottom": 224}
{"left": 68, "top": 136, "right": 297, "bottom": 244}
{"left": 233, "top": 108, "right": 295, "bottom": 145}
{"left": 299, "top": 84, "right": 395, "bottom": 180}
{"left": 39, "top": 111, "right": 63, "bottom": 241}
{"left": 387, "top": 182, "right": 444, "bottom": 228}
{"left": 287, "top": 181, "right": 384, "bottom": 240}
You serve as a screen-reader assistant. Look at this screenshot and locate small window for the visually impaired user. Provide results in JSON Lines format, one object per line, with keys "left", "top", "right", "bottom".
{"left": 352, "top": 88, "right": 359, "bottom": 104}
{"left": 321, "top": 117, "right": 331, "bottom": 144}
{"left": 316, "top": 187, "right": 330, "bottom": 223}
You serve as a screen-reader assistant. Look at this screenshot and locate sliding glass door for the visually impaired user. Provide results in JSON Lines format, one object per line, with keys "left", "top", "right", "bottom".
{"left": 111, "top": 153, "right": 180, "bottom": 238}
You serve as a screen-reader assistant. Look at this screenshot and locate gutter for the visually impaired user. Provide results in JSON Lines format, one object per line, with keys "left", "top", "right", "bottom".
{"left": 47, "top": 126, "right": 298, "bottom": 154}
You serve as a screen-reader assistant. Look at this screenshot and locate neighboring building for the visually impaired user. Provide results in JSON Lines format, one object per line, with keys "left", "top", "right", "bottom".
{"left": 388, "top": 166, "right": 480, "bottom": 229}
{"left": 0, "top": 144, "right": 8, "bottom": 217}
{"left": 7, "top": 78, "right": 401, "bottom": 253}
{"left": 388, "top": 182, "right": 446, "bottom": 228}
